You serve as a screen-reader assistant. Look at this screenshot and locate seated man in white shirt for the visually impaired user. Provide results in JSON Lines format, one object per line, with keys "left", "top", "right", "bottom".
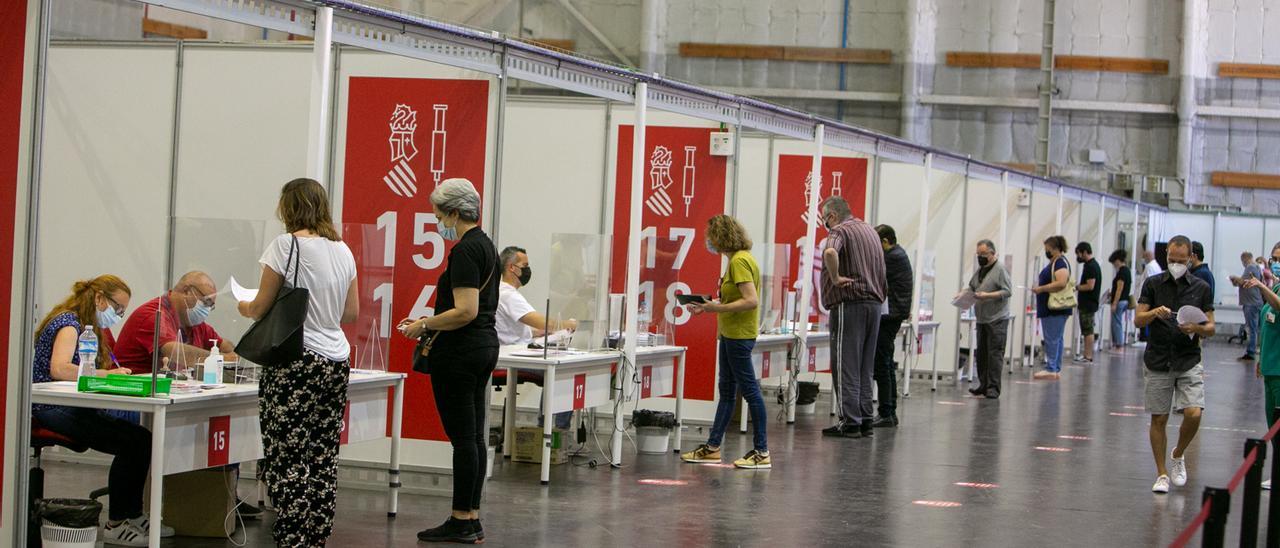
{"left": 497, "top": 246, "right": 579, "bottom": 428}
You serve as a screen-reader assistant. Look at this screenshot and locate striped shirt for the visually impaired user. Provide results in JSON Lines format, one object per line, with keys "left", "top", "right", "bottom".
{"left": 821, "top": 217, "right": 887, "bottom": 308}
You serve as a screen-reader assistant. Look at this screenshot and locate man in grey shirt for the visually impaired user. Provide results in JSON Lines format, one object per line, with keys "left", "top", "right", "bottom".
{"left": 1230, "top": 251, "right": 1265, "bottom": 361}
{"left": 965, "top": 239, "right": 1012, "bottom": 399}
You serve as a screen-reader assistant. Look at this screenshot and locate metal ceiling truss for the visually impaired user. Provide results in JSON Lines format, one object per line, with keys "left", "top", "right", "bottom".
{"left": 129, "top": 0, "right": 1158, "bottom": 213}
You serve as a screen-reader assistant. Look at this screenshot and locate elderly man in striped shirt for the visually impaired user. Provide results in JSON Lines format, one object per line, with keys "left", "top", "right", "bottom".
{"left": 817, "top": 196, "right": 888, "bottom": 439}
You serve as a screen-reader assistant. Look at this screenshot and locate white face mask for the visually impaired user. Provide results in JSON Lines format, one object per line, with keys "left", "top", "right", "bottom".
{"left": 1168, "top": 262, "right": 1188, "bottom": 280}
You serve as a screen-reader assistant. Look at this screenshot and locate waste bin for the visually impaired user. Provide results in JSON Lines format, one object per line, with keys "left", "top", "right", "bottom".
{"left": 796, "top": 381, "right": 820, "bottom": 415}
{"left": 35, "top": 498, "right": 100, "bottom": 548}
{"left": 633, "top": 410, "right": 676, "bottom": 454}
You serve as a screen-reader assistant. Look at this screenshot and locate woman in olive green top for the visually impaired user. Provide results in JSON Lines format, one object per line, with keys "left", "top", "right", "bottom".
{"left": 680, "top": 215, "right": 770, "bottom": 469}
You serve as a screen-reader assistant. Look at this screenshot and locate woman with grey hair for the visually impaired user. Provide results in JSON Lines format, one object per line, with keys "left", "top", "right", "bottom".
{"left": 398, "top": 178, "right": 499, "bottom": 543}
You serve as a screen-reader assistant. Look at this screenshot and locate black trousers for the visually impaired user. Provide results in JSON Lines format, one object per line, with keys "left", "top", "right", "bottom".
{"left": 975, "top": 320, "right": 1009, "bottom": 397}
{"left": 33, "top": 407, "right": 150, "bottom": 521}
{"left": 873, "top": 316, "right": 904, "bottom": 418}
{"left": 431, "top": 346, "right": 498, "bottom": 512}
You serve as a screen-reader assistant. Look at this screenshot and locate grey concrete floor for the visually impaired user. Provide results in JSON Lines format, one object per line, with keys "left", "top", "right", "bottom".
{"left": 35, "top": 341, "right": 1276, "bottom": 547}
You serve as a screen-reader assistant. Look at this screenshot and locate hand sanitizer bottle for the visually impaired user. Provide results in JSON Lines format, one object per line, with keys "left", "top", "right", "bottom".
{"left": 203, "top": 342, "right": 224, "bottom": 385}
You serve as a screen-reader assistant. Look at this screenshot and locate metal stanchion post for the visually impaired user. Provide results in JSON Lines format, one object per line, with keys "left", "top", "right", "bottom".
{"left": 1242, "top": 439, "right": 1266, "bottom": 548}
{"left": 1202, "top": 487, "right": 1229, "bottom": 548}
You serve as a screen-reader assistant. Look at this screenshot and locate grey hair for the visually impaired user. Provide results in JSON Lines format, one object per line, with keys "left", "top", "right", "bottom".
{"left": 500, "top": 246, "right": 527, "bottom": 268}
{"left": 820, "top": 196, "right": 852, "bottom": 221}
{"left": 976, "top": 239, "right": 996, "bottom": 253}
{"left": 430, "top": 178, "right": 482, "bottom": 222}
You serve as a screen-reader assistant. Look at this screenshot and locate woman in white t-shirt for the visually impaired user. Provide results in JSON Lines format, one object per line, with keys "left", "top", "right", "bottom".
{"left": 237, "top": 178, "right": 358, "bottom": 548}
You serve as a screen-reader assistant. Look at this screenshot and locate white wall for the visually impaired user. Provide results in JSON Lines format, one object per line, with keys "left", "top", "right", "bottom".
{"left": 38, "top": 45, "right": 176, "bottom": 317}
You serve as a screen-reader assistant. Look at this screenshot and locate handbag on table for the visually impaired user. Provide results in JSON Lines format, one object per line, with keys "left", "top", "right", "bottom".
{"left": 235, "top": 236, "right": 309, "bottom": 365}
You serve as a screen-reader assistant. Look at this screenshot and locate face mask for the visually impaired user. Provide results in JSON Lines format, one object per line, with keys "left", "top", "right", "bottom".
{"left": 706, "top": 241, "right": 718, "bottom": 255}
{"left": 187, "top": 300, "right": 212, "bottom": 326}
{"left": 1271, "top": 262, "right": 1280, "bottom": 277}
{"left": 1168, "top": 262, "right": 1188, "bottom": 280}
{"left": 518, "top": 266, "right": 532, "bottom": 286}
{"left": 977, "top": 255, "right": 990, "bottom": 268}
{"left": 96, "top": 307, "right": 122, "bottom": 330}
{"left": 439, "top": 215, "right": 459, "bottom": 241}
{"left": 1044, "top": 251, "right": 1053, "bottom": 260}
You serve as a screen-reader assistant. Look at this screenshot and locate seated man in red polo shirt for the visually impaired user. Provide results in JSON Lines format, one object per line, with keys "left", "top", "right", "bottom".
{"left": 115, "top": 271, "right": 238, "bottom": 374}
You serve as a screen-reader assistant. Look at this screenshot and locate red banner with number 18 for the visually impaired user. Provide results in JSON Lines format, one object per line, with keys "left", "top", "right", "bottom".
{"left": 610, "top": 126, "right": 726, "bottom": 401}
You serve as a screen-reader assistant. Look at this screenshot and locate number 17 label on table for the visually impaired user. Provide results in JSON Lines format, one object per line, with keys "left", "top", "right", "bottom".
{"left": 208, "top": 415, "right": 230, "bottom": 467}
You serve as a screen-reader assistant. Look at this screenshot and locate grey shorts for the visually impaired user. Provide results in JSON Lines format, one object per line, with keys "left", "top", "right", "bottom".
{"left": 1144, "top": 364, "right": 1205, "bottom": 415}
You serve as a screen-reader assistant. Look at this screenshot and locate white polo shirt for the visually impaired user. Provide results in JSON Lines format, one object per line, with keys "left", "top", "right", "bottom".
{"left": 497, "top": 281, "right": 536, "bottom": 345}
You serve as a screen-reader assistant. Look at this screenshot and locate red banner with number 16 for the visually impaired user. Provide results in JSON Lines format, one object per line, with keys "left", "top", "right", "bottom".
{"left": 610, "top": 125, "right": 726, "bottom": 401}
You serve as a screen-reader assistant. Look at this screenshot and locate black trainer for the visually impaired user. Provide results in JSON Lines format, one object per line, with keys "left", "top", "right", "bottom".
{"left": 871, "top": 416, "right": 898, "bottom": 428}
{"left": 859, "top": 421, "right": 874, "bottom": 438}
{"left": 985, "top": 390, "right": 999, "bottom": 400}
{"left": 1242, "top": 353, "right": 1257, "bottom": 361}
{"left": 236, "top": 498, "right": 263, "bottom": 519}
{"left": 470, "top": 520, "right": 484, "bottom": 542}
{"left": 968, "top": 387, "right": 984, "bottom": 396}
{"left": 418, "top": 517, "right": 481, "bottom": 544}
{"left": 822, "top": 422, "right": 847, "bottom": 437}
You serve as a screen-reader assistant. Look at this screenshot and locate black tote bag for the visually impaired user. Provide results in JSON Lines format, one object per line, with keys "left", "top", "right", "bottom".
{"left": 236, "top": 236, "right": 309, "bottom": 365}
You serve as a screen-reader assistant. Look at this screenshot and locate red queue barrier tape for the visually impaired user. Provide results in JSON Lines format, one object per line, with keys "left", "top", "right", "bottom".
{"left": 1169, "top": 501, "right": 1213, "bottom": 548}
{"left": 1226, "top": 449, "right": 1259, "bottom": 494}
{"left": 1263, "top": 415, "right": 1280, "bottom": 442}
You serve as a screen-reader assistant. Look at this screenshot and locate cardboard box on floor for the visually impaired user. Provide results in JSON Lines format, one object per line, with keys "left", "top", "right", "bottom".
{"left": 144, "top": 468, "right": 236, "bottom": 537}
{"left": 512, "top": 426, "right": 568, "bottom": 465}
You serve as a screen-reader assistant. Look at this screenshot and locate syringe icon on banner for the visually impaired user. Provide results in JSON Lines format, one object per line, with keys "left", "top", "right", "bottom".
{"left": 430, "top": 104, "right": 447, "bottom": 186}
{"left": 831, "top": 171, "right": 843, "bottom": 197}
{"left": 645, "top": 146, "right": 674, "bottom": 217}
{"left": 681, "top": 146, "right": 697, "bottom": 217}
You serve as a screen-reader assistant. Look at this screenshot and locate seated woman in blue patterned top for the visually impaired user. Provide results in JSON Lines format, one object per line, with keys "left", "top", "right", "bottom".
{"left": 31, "top": 275, "right": 165, "bottom": 546}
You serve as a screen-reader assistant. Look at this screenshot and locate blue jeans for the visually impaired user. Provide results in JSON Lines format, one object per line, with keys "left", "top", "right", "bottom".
{"left": 1111, "top": 300, "right": 1130, "bottom": 346}
{"left": 1245, "top": 304, "right": 1262, "bottom": 356}
{"left": 1041, "top": 315, "right": 1069, "bottom": 372}
{"left": 707, "top": 337, "right": 767, "bottom": 452}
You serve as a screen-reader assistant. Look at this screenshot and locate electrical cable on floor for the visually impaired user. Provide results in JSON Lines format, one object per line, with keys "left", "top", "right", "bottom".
{"left": 223, "top": 474, "right": 249, "bottom": 547}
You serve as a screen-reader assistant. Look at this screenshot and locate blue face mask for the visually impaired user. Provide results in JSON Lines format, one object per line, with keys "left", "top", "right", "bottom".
{"left": 96, "top": 306, "right": 122, "bottom": 330}
{"left": 706, "top": 241, "right": 717, "bottom": 255}
{"left": 187, "top": 300, "right": 212, "bottom": 326}
{"left": 439, "top": 215, "right": 459, "bottom": 241}
{"left": 1271, "top": 262, "right": 1280, "bottom": 278}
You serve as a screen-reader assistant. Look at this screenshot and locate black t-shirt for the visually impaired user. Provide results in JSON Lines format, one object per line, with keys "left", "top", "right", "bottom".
{"left": 1078, "top": 258, "right": 1103, "bottom": 313}
{"left": 1138, "top": 272, "right": 1214, "bottom": 373}
{"left": 433, "top": 227, "right": 499, "bottom": 353}
{"left": 1112, "top": 265, "right": 1132, "bottom": 303}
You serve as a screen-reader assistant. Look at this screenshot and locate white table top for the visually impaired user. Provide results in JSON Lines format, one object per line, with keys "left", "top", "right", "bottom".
{"left": 30, "top": 370, "right": 406, "bottom": 411}
{"left": 756, "top": 331, "right": 831, "bottom": 346}
{"left": 497, "top": 344, "right": 685, "bottom": 370}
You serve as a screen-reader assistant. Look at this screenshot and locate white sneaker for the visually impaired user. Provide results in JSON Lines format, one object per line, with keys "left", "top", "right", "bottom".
{"left": 1264, "top": 479, "right": 1272, "bottom": 490}
{"left": 102, "top": 520, "right": 148, "bottom": 546}
{"left": 127, "top": 514, "right": 175, "bottom": 537}
{"left": 1152, "top": 475, "right": 1171, "bottom": 493}
{"left": 1170, "top": 451, "right": 1188, "bottom": 487}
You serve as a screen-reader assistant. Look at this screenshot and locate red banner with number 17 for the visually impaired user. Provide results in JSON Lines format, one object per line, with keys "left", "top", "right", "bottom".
{"left": 610, "top": 126, "right": 726, "bottom": 401}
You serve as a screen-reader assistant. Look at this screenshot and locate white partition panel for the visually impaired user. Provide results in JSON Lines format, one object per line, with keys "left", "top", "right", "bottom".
{"left": 1164, "top": 211, "right": 1214, "bottom": 245}
{"left": 174, "top": 46, "right": 312, "bottom": 224}
{"left": 495, "top": 97, "right": 608, "bottom": 310}
{"left": 1266, "top": 219, "right": 1280, "bottom": 253}
{"left": 927, "top": 171, "right": 965, "bottom": 378}
{"left": 1214, "top": 215, "right": 1265, "bottom": 305}
{"left": 735, "top": 134, "right": 771, "bottom": 248}
{"left": 39, "top": 45, "right": 176, "bottom": 314}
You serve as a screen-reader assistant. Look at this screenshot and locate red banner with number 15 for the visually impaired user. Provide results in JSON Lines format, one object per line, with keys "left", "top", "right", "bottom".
{"left": 610, "top": 125, "right": 726, "bottom": 401}
{"left": 341, "top": 77, "right": 490, "bottom": 441}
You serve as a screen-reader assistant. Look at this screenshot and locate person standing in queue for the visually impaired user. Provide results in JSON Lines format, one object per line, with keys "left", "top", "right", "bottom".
{"left": 399, "top": 178, "right": 499, "bottom": 544}
{"left": 681, "top": 215, "right": 769, "bottom": 469}
{"left": 817, "top": 196, "right": 887, "bottom": 439}
{"left": 871, "top": 224, "right": 912, "bottom": 427}
{"left": 1107, "top": 250, "right": 1133, "bottom": 350}
{"left": 1231, "top": 251, "right": 1264, "bottom": 362}
{"left": 965, "top": 240, "right": 1012, "bottom": 399}
{"left": 1031, "top": 236, "right": 1072, "bottom": 380}
{"left": 237, "top": 178, "right": 359, "bottom": 547}
{"left": 1135, "top": 235, "right": 1213, "bottom": 494}
{"left": 1073, "top": 242, "right": 1102, "bottom": 364}
{"left": 1245, "top": 242, "right": 1280, "bottom": 489}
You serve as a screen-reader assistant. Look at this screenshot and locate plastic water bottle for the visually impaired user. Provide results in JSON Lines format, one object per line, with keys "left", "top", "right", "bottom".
{"left": 203, "top": 342, "right": 224, "bottom": 385}
{"left": 76, "top": 326, "right": 98, "bottom": 380}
